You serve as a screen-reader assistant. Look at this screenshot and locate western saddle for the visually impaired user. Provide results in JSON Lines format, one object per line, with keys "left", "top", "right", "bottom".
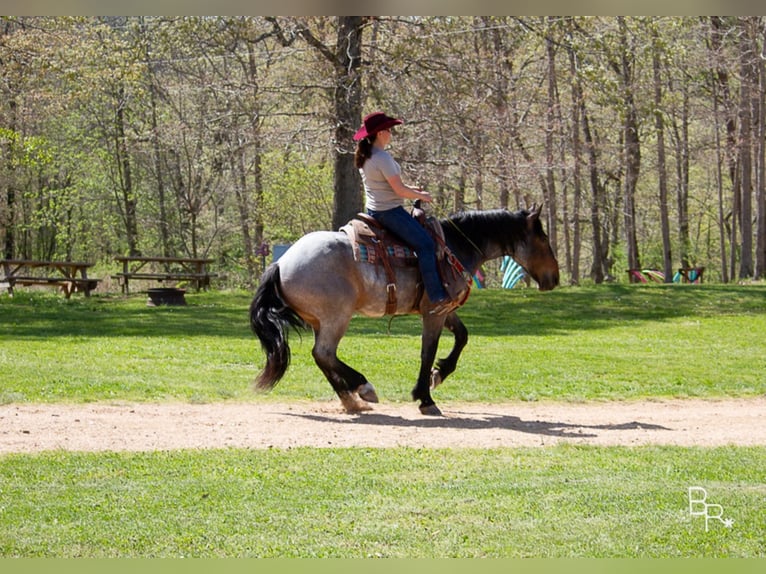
{"left": 340, "top": 205, "right": 472, "bottom": 315}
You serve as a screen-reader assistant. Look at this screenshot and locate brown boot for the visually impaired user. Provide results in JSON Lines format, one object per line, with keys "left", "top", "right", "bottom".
{"left": 428, "top": 298, "right": 453, "bottom": 316}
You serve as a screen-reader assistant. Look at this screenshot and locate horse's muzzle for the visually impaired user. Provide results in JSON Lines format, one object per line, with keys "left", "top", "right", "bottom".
{"left": 537, "top": 270, "right": 560, "bottom": 291}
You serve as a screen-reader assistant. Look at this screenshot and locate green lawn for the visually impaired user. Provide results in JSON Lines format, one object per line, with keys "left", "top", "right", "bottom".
{"left": 1, "top": 284, "right": 764, "bottom": 404}
{"left": 1, "top": 446, "right": 763, "bottom": 557}
{"left": 1, "top": 284, "right": 765, "bottom": 558}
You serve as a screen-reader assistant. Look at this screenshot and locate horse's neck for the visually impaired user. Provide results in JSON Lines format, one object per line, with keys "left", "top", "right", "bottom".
{"left": 443, "top": 224, "right": 485, "bottom": 274}
{"left": 443, "top": 214, "right": 518, "bottom": 272}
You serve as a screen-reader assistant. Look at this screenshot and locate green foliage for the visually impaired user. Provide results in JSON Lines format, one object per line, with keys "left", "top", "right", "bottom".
{"left": 0, "top": 128, "right": 53, "bottom": 168}
{"left": 3, "top": 16, "right": 762, "bottom": 283}
{"left": 260, "top": 151, "right": 334, "bottom": 243}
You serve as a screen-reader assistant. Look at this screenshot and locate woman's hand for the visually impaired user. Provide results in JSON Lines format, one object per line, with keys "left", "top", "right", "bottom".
{"left": 387, "top": 174, "right": 433, "bottom": 202}
{"left": 416, "top": 189, "right": 433, "bottom": 203}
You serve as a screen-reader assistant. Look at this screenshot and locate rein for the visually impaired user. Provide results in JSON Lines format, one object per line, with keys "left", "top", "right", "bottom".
{"left": 444, "top": 217, "right": 488, "bottom": 266}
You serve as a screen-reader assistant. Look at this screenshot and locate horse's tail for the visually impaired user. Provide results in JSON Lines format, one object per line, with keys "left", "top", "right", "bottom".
{"left": 249, "top": 263, "right": 308, "bottom": 391}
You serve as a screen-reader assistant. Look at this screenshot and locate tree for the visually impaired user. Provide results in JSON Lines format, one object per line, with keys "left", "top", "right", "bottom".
{"left": 615, "top": 17, "right": 641, "bottom": 278}
{"left": 138, "top": 17, "right": 171, "bottom": 259}
{"left": 1, "top": 18, "right": 24, "bottom": 259}
{"left": 757, "top": 19, "right": 766, "bottom": 279}
{"left": 565, "top": 17, "right": 584, "bottom": 284}
{"left": 287, "top": 17, "right": 365, "bottom": 231}
{"left": 6, "top": 16, "right": 766, "bottom": 285}
{"left": 203, "top": 16, "right": 277, "bottom": 286}
{"left": 737, "top": 17, "right": 756, "bottom": 279}
{"left": 543, "top": 17, "right": 560, "bottom": 257}
{"left": 651, "top": 19, "right": 673, "bottom": 281}
{"left": 68, "top": 17, "right": 146, "bottom": 257}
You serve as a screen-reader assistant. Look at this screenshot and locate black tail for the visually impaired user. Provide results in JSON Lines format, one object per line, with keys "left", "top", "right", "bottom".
{"left": 249, "top": 263, "right": 308, "bottom": 391}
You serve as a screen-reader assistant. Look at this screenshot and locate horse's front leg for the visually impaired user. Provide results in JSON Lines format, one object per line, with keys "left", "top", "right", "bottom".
{"left": 430, "top": 312, "right": 468, "bottom": 390}
{"left": 412, "top": 315, "right": 445, "bottom": 416}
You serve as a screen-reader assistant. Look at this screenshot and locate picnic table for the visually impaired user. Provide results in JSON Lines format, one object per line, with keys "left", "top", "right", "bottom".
{"left": 0, "top": 259, "right": 100, "bottom": 298}
{"left": 112, "top": 256, "right": 217, "bottom": 294}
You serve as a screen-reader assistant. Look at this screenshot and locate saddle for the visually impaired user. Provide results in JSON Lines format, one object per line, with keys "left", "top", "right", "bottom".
{"left": 340, "top": 208, "right": 472, "bottom": 316}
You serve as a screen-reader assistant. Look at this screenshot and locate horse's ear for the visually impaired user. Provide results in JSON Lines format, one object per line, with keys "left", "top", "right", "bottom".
{"left": 527, "top": 203, "right": 542, "bottom": 223}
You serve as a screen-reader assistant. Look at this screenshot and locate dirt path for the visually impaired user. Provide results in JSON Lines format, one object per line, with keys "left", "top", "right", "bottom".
{"left": 1, "top": 397, "right": 764, "bottom": 453}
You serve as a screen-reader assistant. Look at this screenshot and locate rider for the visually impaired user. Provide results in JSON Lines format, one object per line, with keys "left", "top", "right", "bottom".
{"left": 353, "top": 111, "right": 451, "bottom": 315}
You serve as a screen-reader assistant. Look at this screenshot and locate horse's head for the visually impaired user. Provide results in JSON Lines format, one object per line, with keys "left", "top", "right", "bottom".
{"left": 514, "top": 204, "right": 559, "bottom": 291}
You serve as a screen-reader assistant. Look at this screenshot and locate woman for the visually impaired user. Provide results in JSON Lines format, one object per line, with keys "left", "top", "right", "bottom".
{"left": 353, "top": 111, "right": 451, "bottom": 315}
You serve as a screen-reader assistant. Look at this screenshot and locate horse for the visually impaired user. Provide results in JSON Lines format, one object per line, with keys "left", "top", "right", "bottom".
{"left": 249, "top": 204, "right": 559, "bottom": 416}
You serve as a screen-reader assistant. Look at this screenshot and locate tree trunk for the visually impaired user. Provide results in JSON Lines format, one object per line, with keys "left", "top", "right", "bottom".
{"left": 652, "top": 24, "right": 673, "bottom": 282}
{"left": 149, "top": 90, "right": 170, "bottom": 258}
{"left": 115, "top": 84, "right": 140, "bottom": 256}
{"left": 330, "top": 17, "right": 364, "bottom": 231}
{"left": 230, "top": 126, "right": 256, "bottom": 286}
{"left": 710, "top": 17, "right": 739, "bottom": 282}
{"left": 139, "top": 17, "right": 171, "bottom": 259}
{"left": 511, "top": 127, "right": 548, "bottom": 209}
{"left": 455, "top": 159, "right": 466, "bottom": 212}
{"left": 487, "top": 17, "right": 513, "bottom": 212}
{"left": 670, "top": 88, "right": 691, "bottom": 270}
{"left": 566, "top": 18, "right": 582, "bottom": 285}
{"left": 712, "top": 59, "right": 730, "bottom": 283}
{"left": 247, "top": 40, "right": 265, "bottom": 285}
{"left": 544, "top": 18, "right": 559, "bottom": 257}
{"left": 582, "top": 103, "right": 605, "bottom": 284}
{"left": 755, "top": 18, "right": 766, "bottom": 278}
{"left": 618, "top": 17, "right": 641, "bottom": 276}
{"left": 0, "top": 21, "right": 13, "bottom": 259}
{"left": 2, "top": 100, "right": 17, "bottom": 259}
{"left": 737, "top": 17, "right": 755, "bottom": 279}
{"left": 285, "top": 17, "right": 365, "bottom": 231}
{"left": 569, "top": 97, "right": 582, "bottom": 286}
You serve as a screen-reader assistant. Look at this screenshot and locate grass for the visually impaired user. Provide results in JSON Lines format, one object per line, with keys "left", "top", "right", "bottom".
{"left": 1, "top": 284, "right": 765, "bottom": 404}
{"left": 1, "top": 285, "right": 765, "bottom": 558}
{"left": 0, "top": 445, "right": 763, "bottom": 557}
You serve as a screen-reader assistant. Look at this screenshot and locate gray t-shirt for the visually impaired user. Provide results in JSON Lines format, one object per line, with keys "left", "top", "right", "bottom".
{"left": 360, "top": 147, "right": 402, "bottom": 212}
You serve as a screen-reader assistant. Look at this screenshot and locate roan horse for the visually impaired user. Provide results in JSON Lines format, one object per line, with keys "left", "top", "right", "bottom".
{"left": 250, "top": 204, "right": 559, "bottom": 415}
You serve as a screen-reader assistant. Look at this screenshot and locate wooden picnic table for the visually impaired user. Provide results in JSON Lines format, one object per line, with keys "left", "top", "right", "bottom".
{"left": 0, "top": 259, "right": 100, "bottom": 298}
{"left": 112, "top": 256, "right": 217, "bottom": 294}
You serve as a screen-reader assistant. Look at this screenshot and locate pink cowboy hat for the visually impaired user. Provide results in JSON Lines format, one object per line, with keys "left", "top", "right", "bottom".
{"left": 353, "top": 111, "right": 403, "bottom": 141}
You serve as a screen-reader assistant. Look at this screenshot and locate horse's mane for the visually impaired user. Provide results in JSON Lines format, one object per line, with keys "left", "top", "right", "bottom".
{"left": 440, "top": 208, "right": 529, "bottom": 259}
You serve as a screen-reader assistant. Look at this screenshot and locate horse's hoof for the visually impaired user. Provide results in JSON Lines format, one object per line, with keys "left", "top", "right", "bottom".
{"left": 429, "top": 369, "right": 442, "bottom": 390}
{"left": 419, "top": 403, "right": 443, "bottom": 416}
{"left": 357, "top": 382, "right": 379, "bottom": 403}
{"left": 340, "top": 393, "right": 374, "bottom": 414}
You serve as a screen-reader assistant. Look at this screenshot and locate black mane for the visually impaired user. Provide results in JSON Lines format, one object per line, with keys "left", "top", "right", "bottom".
{"left": 440, "top": 208, "right": 530, "bottom": 270}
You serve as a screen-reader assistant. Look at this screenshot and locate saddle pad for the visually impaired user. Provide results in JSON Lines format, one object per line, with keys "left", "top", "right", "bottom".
{"left": 358, "top": 243, "right": 416, "bottom": 265}
{"left": 340, "top": 219, "right": 418, "bottom": 267}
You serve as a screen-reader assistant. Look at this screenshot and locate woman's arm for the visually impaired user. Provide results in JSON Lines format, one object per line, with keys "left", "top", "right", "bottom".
{"left": 385, "top": 173, "right": 434, "bottom": 203}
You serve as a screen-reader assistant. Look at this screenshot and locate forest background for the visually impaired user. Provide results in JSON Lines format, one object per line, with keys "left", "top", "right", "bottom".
{"left": 2, "top": 16, "right": 766, "bottom": 288}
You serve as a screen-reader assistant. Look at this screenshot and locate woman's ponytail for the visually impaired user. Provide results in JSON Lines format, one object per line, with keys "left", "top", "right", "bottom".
{"left": 354, "top": 136, "right": 374, "bottom": 169}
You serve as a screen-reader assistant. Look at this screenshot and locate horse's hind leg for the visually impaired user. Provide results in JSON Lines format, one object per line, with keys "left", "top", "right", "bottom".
{"left": 312, "top": 326, "right": 377, "bottom": 413}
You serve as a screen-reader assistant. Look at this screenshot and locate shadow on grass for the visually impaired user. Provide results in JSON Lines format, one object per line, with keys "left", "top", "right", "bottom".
{"left": 286, "top": 410, "right": 670, "bottom": 440}
{"left": 0, "top": 292, "right": 253, "bottom": 340}
{"left": 345, "top": 283, "right": 766, "bottom": 338}
{"left": 438, "top": 283, "right": 766, "bottom": 337}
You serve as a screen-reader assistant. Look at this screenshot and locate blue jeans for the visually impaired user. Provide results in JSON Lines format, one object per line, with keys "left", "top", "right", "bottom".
{"left": 368, "top": 206, "right": 449, "bottom": 303}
